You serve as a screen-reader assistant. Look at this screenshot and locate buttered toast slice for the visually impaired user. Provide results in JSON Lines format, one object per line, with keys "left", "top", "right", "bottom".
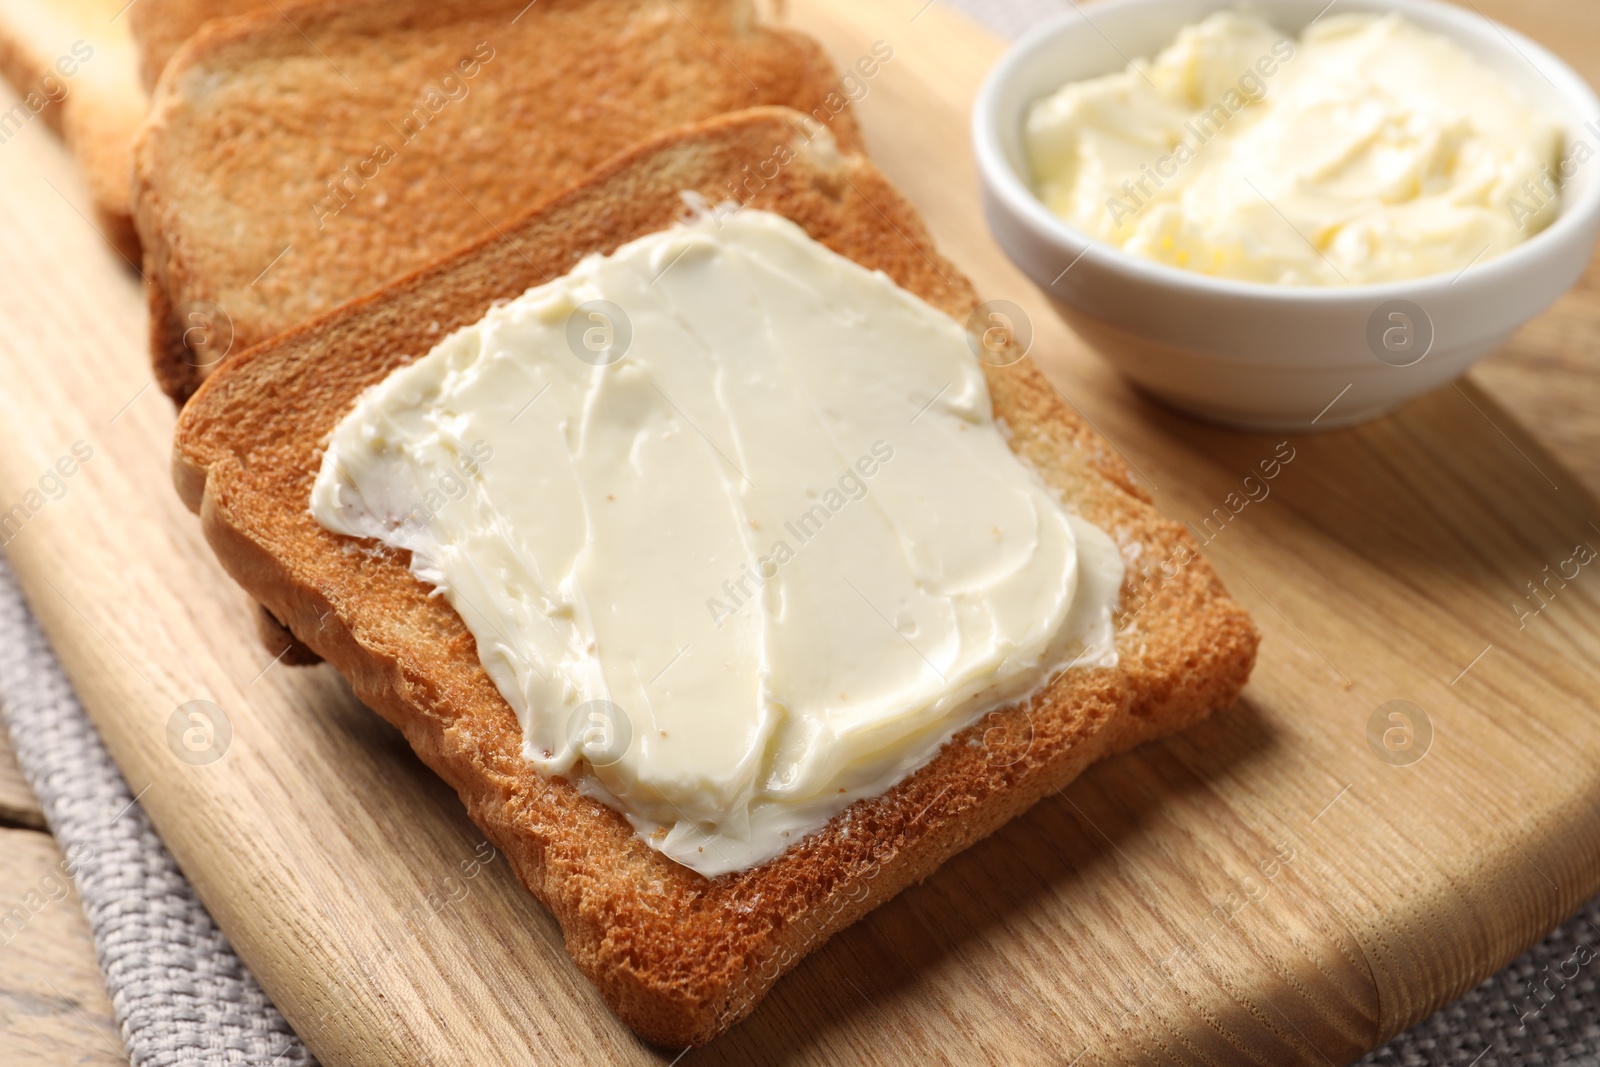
{"left": 172, "top": 107, "right": 1259, "bottom": 1047}
{"left": 132, "top": 0, "right": 865, "bottom": 403}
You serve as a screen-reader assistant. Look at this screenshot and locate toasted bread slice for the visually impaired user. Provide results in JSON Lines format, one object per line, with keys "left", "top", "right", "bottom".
{"left": 0, "top": 0, "right": 147, "bottom": 262}
{"left": 131, "top": 0, "right": 865, "bottom": 404}
{"left": 171, "top": 107, "right": 1259, "bottom": 1046}
{"left": 126, "top": 0, "right": 274, "bottom": 90}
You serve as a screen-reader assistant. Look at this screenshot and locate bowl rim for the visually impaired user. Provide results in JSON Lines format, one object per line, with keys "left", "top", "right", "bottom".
{"left": 971, "top": 0, "right": 1600, "bottom": 304}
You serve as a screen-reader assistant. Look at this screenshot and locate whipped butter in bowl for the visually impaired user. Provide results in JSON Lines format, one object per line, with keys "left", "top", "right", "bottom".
{"left": 310, "top": 208, "right": 1125, "bottom": 877}
{"left": 974, "top": 0, "right": 1600, "bottom": 430}
{"left": 1025, "top": 11, "right": 1562, "bottom": 286}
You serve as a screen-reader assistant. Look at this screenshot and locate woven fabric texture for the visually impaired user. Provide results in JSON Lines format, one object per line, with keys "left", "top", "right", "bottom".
{"left": 0, "top": 559, "right": 315, "bottom": 1067}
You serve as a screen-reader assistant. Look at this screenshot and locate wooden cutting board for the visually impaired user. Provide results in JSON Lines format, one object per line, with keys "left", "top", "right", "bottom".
{"left": 3, "top": 1, "right": 1600, "bottom": 1063}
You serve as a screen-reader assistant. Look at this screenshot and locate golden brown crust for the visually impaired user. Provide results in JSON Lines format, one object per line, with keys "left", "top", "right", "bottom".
{"left": 145, "top": 269, "right": 192, "bottom": 405}
{"left": 173, "top": 108, "right": 1259, "bottom": 1046}
{"left": 126, "top": 0, "right": 279, "bottom": 90}
{"left": 131, "top": 0, "right": 866, "bottom": 404}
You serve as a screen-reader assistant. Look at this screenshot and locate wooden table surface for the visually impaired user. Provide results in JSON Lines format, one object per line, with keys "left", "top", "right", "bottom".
{"left": 9, "top": 2, "right": 1600, "bottom": 1067}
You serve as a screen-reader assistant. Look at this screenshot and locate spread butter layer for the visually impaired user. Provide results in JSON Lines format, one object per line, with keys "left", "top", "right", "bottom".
{"left": 311, "top": 208, "right": 1123, "bottom": 876}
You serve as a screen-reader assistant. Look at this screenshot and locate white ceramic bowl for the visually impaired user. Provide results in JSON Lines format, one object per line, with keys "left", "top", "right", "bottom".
{"left": 974, "top": 0, "right": 1600, "bottom": 431}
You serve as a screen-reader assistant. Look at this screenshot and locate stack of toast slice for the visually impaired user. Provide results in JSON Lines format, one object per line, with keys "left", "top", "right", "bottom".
{"left": 127, "top": 0, "right": 276, "bottom": 90}
{"left": 132, "top": 0, "right": 863, "bottom": 402}
{"left": 173, "top": 107, "right": 1260, "bottom": 1046}
{"left": 0, "top": 0, "right": 146, "bottom": 260}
